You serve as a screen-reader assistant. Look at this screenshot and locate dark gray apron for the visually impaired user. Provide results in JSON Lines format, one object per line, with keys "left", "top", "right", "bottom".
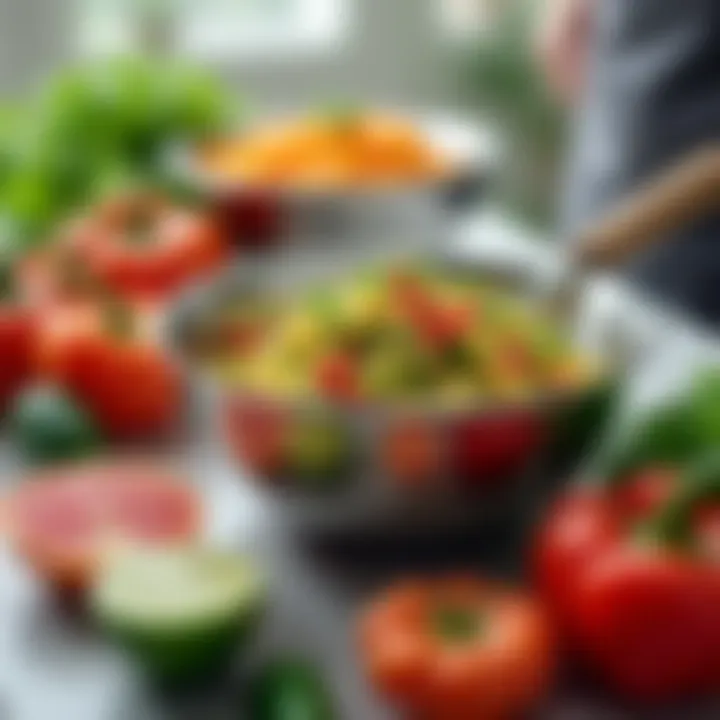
{"left": 562, "top": 0, "right": 720, "bottom": 325}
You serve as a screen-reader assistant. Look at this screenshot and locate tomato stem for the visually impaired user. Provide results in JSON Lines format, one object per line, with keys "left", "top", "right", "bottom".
{"left": 102, "top": 294, "right": 135, "bottom": 340}
{"left": 432, "top": 604, "right": 484, "bottom": 643}
{"left": 56, "top": 249, "right": 96, "bottom": 295}
{"left": 643, "top": 451, "right": 720, "bottom": 547}
{"left": 124, "top": 207, "right": 157, "bottom": 245}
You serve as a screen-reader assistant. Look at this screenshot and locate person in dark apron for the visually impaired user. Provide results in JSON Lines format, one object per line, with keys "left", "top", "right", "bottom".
{"left": 538, "top": 0, "right": 720, "bottom": 326}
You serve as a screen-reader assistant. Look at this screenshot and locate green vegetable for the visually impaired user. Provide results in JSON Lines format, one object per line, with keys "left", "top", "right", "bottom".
{"left": 11, "top": 386, "right": 101, "bottom": 463}
{"left": 0, "top": 57, "right": 236, "bottom": 246}
{"left": 286, "top": 413, "right": 353, "bottom": 487}
{"left": 593, "top": 399, "right": 699, "bottom": 480}
{"left": 589, "top": 367, "right": 720, "bottom": 481}
{"left": 362, "top": 339, "right": 436, "bottom": 397}
{"left": 249, "top": 659, "right": 336, "bottom": 720}
{"left": 549, "top": 376, "right": 619, "bottom": 470}
{"left": 93, "top": 547, "right": 264, "bottom": 686}
{"left": 688, "top": 368, "right": 720, "bottom": 448}
{"left": 641, "top": 449, "right": 720, "bottom": 548}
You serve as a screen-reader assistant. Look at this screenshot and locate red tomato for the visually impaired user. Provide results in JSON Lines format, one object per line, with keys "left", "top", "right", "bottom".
{"left": 535, "top": 466, "right": 720, "bottom": 700}
{"left": 381, "top": 419, "right": 444, "bottom": 487}
{"left": 612, "top": 466, "right": 677, "bottom": 521}
{"left": 8, "top": 462, "right": 201, "bottom": 593}
{"left": 224, "top": 399, "right": 288, "bottom": 477}
{"left": 214, "top": 190, "right": 284, "bottom": 248}
{"left": 416, "top": 303, "right": 474, "bottom": 351}
{"left": 358, "top": 577, "right": 556, "bottom": 720}
{"left": 573, "top": 547, "right": 720, "bottom": 699}
{"left": 314, "top": 352, "right": 359, "bottom": 402}
{"left": 533, "top": 488, "right": 620, "bottom": 641}
{"left": 388, "top": 269, "right": 429, "bottom": 310}
{"left": 451, "top": 411, "right": 545, "bottom": 483}
{"left": 534, "top": 469, "right": 677, "bottom": 643}
{"left": 0, "top": 305, "right": 35, "bottom": 412}
{"left": 391, "top": 273, "right": 473, "bottom": 352}
{"left": 58, "top": 193, "right": 228, "bottom": 300}
{"left": 696, "top": 506, "right": 720, "bottom": 557}
{"left": 19, "top": 252, "right": 76, "bottom": 307}
{"left": 38, "top": 301, "right": 182, "bottom": 440}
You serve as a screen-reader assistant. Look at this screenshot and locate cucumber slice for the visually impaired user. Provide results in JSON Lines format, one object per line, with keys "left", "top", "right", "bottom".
{"left": 93, "top": 547, "right": 264, "bottom": 685}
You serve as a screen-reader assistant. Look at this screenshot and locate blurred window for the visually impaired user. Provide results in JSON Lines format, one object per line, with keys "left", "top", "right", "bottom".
{"left": 79, "top": 0, "right": 350, "bottom": 59}
{"left": 437, "top": 0, "right": 497, "bottom": 40}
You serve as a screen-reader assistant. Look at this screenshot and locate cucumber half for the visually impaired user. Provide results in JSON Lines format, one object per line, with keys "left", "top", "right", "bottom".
{"left": 93, "top": 546, "right": 265, "bottom": 685}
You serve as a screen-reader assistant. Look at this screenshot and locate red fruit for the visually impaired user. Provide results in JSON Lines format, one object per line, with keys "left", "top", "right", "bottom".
{"left": 224, "top": 400, "right": 287, "bottom": 477}
{"left": 216, "top": 191, "right": 283, "bottom": 248}
{"left": 451, "top": 411, "right": 545, "bottom": 483}
{"left": 358, "top": 577, "right": 556, "bottom": 720}
{"left": 65, "top": 193, "right": 227, "bottom": 299}
{"left": 534, "top": 465, "right": 720, "bottom": 701}
{"left": 315, "top": 352, "right": 359, "bottom": 402}
{"left": 38, "top": 300, "right": 182, "bottom": 440}
{"left": 0, "top": 306, "right": 35, "bottom": 412}
{"left": 382, "top": 419, "right": 443, "bottom": 487}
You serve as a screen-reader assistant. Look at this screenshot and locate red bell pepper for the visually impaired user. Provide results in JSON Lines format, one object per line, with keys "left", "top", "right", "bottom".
{"left": 535, "top": 460, "right": 720, "bottom": 701}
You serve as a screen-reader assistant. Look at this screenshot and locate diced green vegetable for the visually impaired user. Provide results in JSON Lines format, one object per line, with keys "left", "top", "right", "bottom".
{"left": 286, "top": 413, "right": 353, "bottom": 487}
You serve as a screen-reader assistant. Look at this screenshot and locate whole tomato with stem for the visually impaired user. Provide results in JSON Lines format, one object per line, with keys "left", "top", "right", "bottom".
{"left": 358, "top": 576, "right": 556, "bottom": 720}
{"left": 535, "top": 459, "right": 720, "bottom": 701}
{"left": 0, "top": 264, "right": 35, "bottom": 413}
{"left": 38, "top": 295, "right": 182, "bottom": 441}
{"left": 58, "top": 192, "right": 228, "bottom": 300}
{"left": 534, "top": 466, "right": 676, "bottom": 643}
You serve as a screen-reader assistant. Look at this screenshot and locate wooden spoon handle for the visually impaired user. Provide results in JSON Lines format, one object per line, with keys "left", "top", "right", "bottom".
{"left": 575, "top": 146, "right": 720, "bottom": 269}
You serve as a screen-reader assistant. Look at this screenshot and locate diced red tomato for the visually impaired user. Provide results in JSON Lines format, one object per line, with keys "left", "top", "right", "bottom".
{"left": 414, "top": 302, "right": 474, "bottom": 351}
{"left": 382, "top": 419, "right": 444, "bottom": 487}
{"left": 315, "top": 352, "right": 359, "bottom": 401}
{"left": 391, "top": 273, "right": 474, "bottom": 352}
{"left": 225, "top": 400, "right": 288, "bottom": 477}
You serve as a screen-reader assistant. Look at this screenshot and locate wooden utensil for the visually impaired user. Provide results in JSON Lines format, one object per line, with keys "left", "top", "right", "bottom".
{"left": 555, "top": 145, "right": 720, "bottom": 317}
